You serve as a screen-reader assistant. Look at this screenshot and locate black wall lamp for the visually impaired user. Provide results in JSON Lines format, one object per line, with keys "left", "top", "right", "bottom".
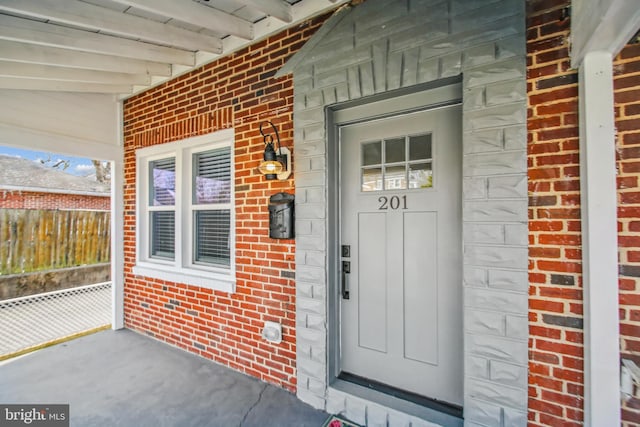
{"left": 258, "top": 121, "right": 291, "bottom": 180}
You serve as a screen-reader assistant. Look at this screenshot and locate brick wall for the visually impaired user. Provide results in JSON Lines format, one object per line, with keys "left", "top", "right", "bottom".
{"left": 122, "top": 15, "right": 328, "bottom": 392}
{"left": 616, "top": 41, "right": 640, "bottom": 425}
{"left": 528, "top": 1, "right": 640, "bottom": 426}
{"left": 527, "top": 1, "right": 584, "bottom": 425}
{"left": 0, "top": 190, "right": 109, "bottom": 210}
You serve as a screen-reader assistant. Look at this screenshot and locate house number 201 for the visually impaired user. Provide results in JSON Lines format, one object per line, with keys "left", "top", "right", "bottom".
{"left": 378, "top": 195, "right": 407, "bottom": 210}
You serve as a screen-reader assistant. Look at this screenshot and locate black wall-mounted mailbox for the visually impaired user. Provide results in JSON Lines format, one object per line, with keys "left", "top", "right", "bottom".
{"left": 269, "top": 192, "right": 295, "bottom": 239}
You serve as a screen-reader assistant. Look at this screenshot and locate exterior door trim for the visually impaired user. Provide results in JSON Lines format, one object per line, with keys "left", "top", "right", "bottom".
{"left": 326, "top": 80, "right": 463, "bottom": 420}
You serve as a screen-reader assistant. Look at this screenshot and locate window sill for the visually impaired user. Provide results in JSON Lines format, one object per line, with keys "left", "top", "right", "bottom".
{"left": 133, "top": 263, "right": 235, "bottom": 293}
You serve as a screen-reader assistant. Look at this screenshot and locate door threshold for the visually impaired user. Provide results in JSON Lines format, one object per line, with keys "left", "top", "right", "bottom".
{"left": 331, "top": 375, "right": 463, "bottom": 427}
{"left": 338, "top": 372, "right": 463, "bottom": 419}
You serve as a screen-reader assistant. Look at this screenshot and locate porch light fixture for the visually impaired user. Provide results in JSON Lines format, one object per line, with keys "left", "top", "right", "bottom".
{"left": 258, "top": 121, "right": 291, "bottom": 180}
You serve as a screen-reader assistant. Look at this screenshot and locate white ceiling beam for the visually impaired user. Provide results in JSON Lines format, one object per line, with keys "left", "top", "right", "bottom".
{"left": 0, "top": 62, "right": 150, "bottom": 85}
{"left": 0, "top": 90, "right": 119, "bottom": 147}
{"left": 0, "top": 0, "right": 223, "bottom": 53}
{"left": 125, "top": 0, "right": 352, "bottom": 99}
{"left": 0, "top": 77, "right": 131, "bottom": 94}
{"left": 0, "top": 124, "right": 120, "bottom": 161}
{"left": 290, "top": 0, "right": 350, "bottom": 20}
{"left": 0, "top": 14, "right": 195, "bottom": 66}
{"left": 235, "top": 0, "right": 293, "bottom": 23}
{"left": 110, "top": 0, "right": 253, "bottom": 40}
{"left": 0, "top": 40, "right": 171, "bottom": 76}
{"left": 571, "top": 0, "right": 640, "bottom": 67}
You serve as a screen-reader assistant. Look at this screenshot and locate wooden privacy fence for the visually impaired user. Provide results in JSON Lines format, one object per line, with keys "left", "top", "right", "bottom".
{"left": 0, "top": 209, "right": 110, "bottom": 275}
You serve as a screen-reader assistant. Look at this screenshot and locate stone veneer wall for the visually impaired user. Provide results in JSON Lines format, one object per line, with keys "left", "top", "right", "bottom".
{"left": 288, "top": 0, "right": 529, "bottom": 425}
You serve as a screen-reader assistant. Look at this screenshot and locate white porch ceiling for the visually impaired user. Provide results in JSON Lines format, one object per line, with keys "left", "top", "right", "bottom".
{"left": 0, "top": 0, "right": 347, "bottom": 97}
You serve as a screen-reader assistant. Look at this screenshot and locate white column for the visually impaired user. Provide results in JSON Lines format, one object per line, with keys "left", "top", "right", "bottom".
{"left": 579, "top": 50, "right": 620, "bottom": 426}
{"left": 111, "top": 102, "right": 125, "bottom": 330}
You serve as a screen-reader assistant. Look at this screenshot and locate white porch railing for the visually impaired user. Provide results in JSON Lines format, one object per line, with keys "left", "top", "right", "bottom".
{"left": 0, "top": 282, "right": 111, "bottom": 358}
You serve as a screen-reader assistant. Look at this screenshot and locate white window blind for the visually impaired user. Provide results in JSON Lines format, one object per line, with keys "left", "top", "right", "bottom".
{"left": 149, "top": 157, "right": 175, "bottom": 260}
{"left": 192, "top": 148, "right": 231, "bottom": 267}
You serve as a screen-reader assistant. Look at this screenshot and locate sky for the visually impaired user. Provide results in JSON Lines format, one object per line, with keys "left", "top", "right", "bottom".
{"left": 0, "top": 146, "right": 95, "bottom": 177}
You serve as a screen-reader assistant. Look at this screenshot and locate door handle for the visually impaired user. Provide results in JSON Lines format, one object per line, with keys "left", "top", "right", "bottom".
{"left": 342, "top": 261, "right": 350, "bottom": 299}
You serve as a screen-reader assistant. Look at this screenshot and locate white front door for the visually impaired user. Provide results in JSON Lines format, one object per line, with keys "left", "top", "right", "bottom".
{"left": 339, "top": 104, "right": 462, "bottom": 406}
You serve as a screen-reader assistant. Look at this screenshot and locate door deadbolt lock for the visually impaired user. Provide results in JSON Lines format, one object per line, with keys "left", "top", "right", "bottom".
{"left": 342, "top": 245, "right": 350, "bottom": 258}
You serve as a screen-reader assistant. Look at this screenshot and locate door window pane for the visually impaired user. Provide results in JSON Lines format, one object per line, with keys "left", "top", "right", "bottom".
{"left": 384, "top": 165, "right": 407, "bottom": 190}
{"left": 385, "top": 138, "right": 405, "bottom": 163}
{"left": 194, "top": 210, "right": 230, "bottom": 267}
{"left": 359, "top": 132, "right": 434, "bottom": 192}
{"left": 193, "top": 148, "right": 231, "bottom": 204}
{"left": 409, "top": 163, "right": 433, "bottom": 188}
{"left": 150, "top": 158, "right": 175, "bottom": 206}
{"left": 362, "top": 141, "right": 382, "bottom": 166}
{"left": 151, "top": 211, "right": 175, "bottom": 259}
{"left": 409, "top": 134, "right": 432, "bottom": 161}
{"left": 362, "top": 168, "right": 383, "bottom": 192}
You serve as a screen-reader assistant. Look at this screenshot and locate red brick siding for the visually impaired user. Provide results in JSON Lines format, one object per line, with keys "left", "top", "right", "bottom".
{"left": 615, "top": 42, "right": 640, "bottom": 426}
{"left": 0, "top": 190, "right": 110, "bottom": 210}
{"left": 122, "top": 16, "right": 329, "bottom": 392}
{"left": 528, "top": 1, "right": 640, "bottom": 426}
{"left": 527, "top": 2, "right": 584, "bottom": 425}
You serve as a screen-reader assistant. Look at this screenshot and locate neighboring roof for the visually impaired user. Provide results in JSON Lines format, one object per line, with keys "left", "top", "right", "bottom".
{"left": 0, "top": 154, "right": 109, "bottom": 196}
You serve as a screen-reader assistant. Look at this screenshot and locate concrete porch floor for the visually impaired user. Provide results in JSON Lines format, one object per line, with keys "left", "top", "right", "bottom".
{"left": 0, "top": 329, "right": 330, "bottom": 427}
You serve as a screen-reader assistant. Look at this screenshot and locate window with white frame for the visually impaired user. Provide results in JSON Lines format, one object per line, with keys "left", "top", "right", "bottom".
{"left": 134, "top": 129, "right": 235, "bottom": 293}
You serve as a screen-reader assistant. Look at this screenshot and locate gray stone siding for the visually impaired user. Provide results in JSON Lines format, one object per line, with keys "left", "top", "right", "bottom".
{"left": 289, "top": 0, "right": 528, "bottom": 425}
